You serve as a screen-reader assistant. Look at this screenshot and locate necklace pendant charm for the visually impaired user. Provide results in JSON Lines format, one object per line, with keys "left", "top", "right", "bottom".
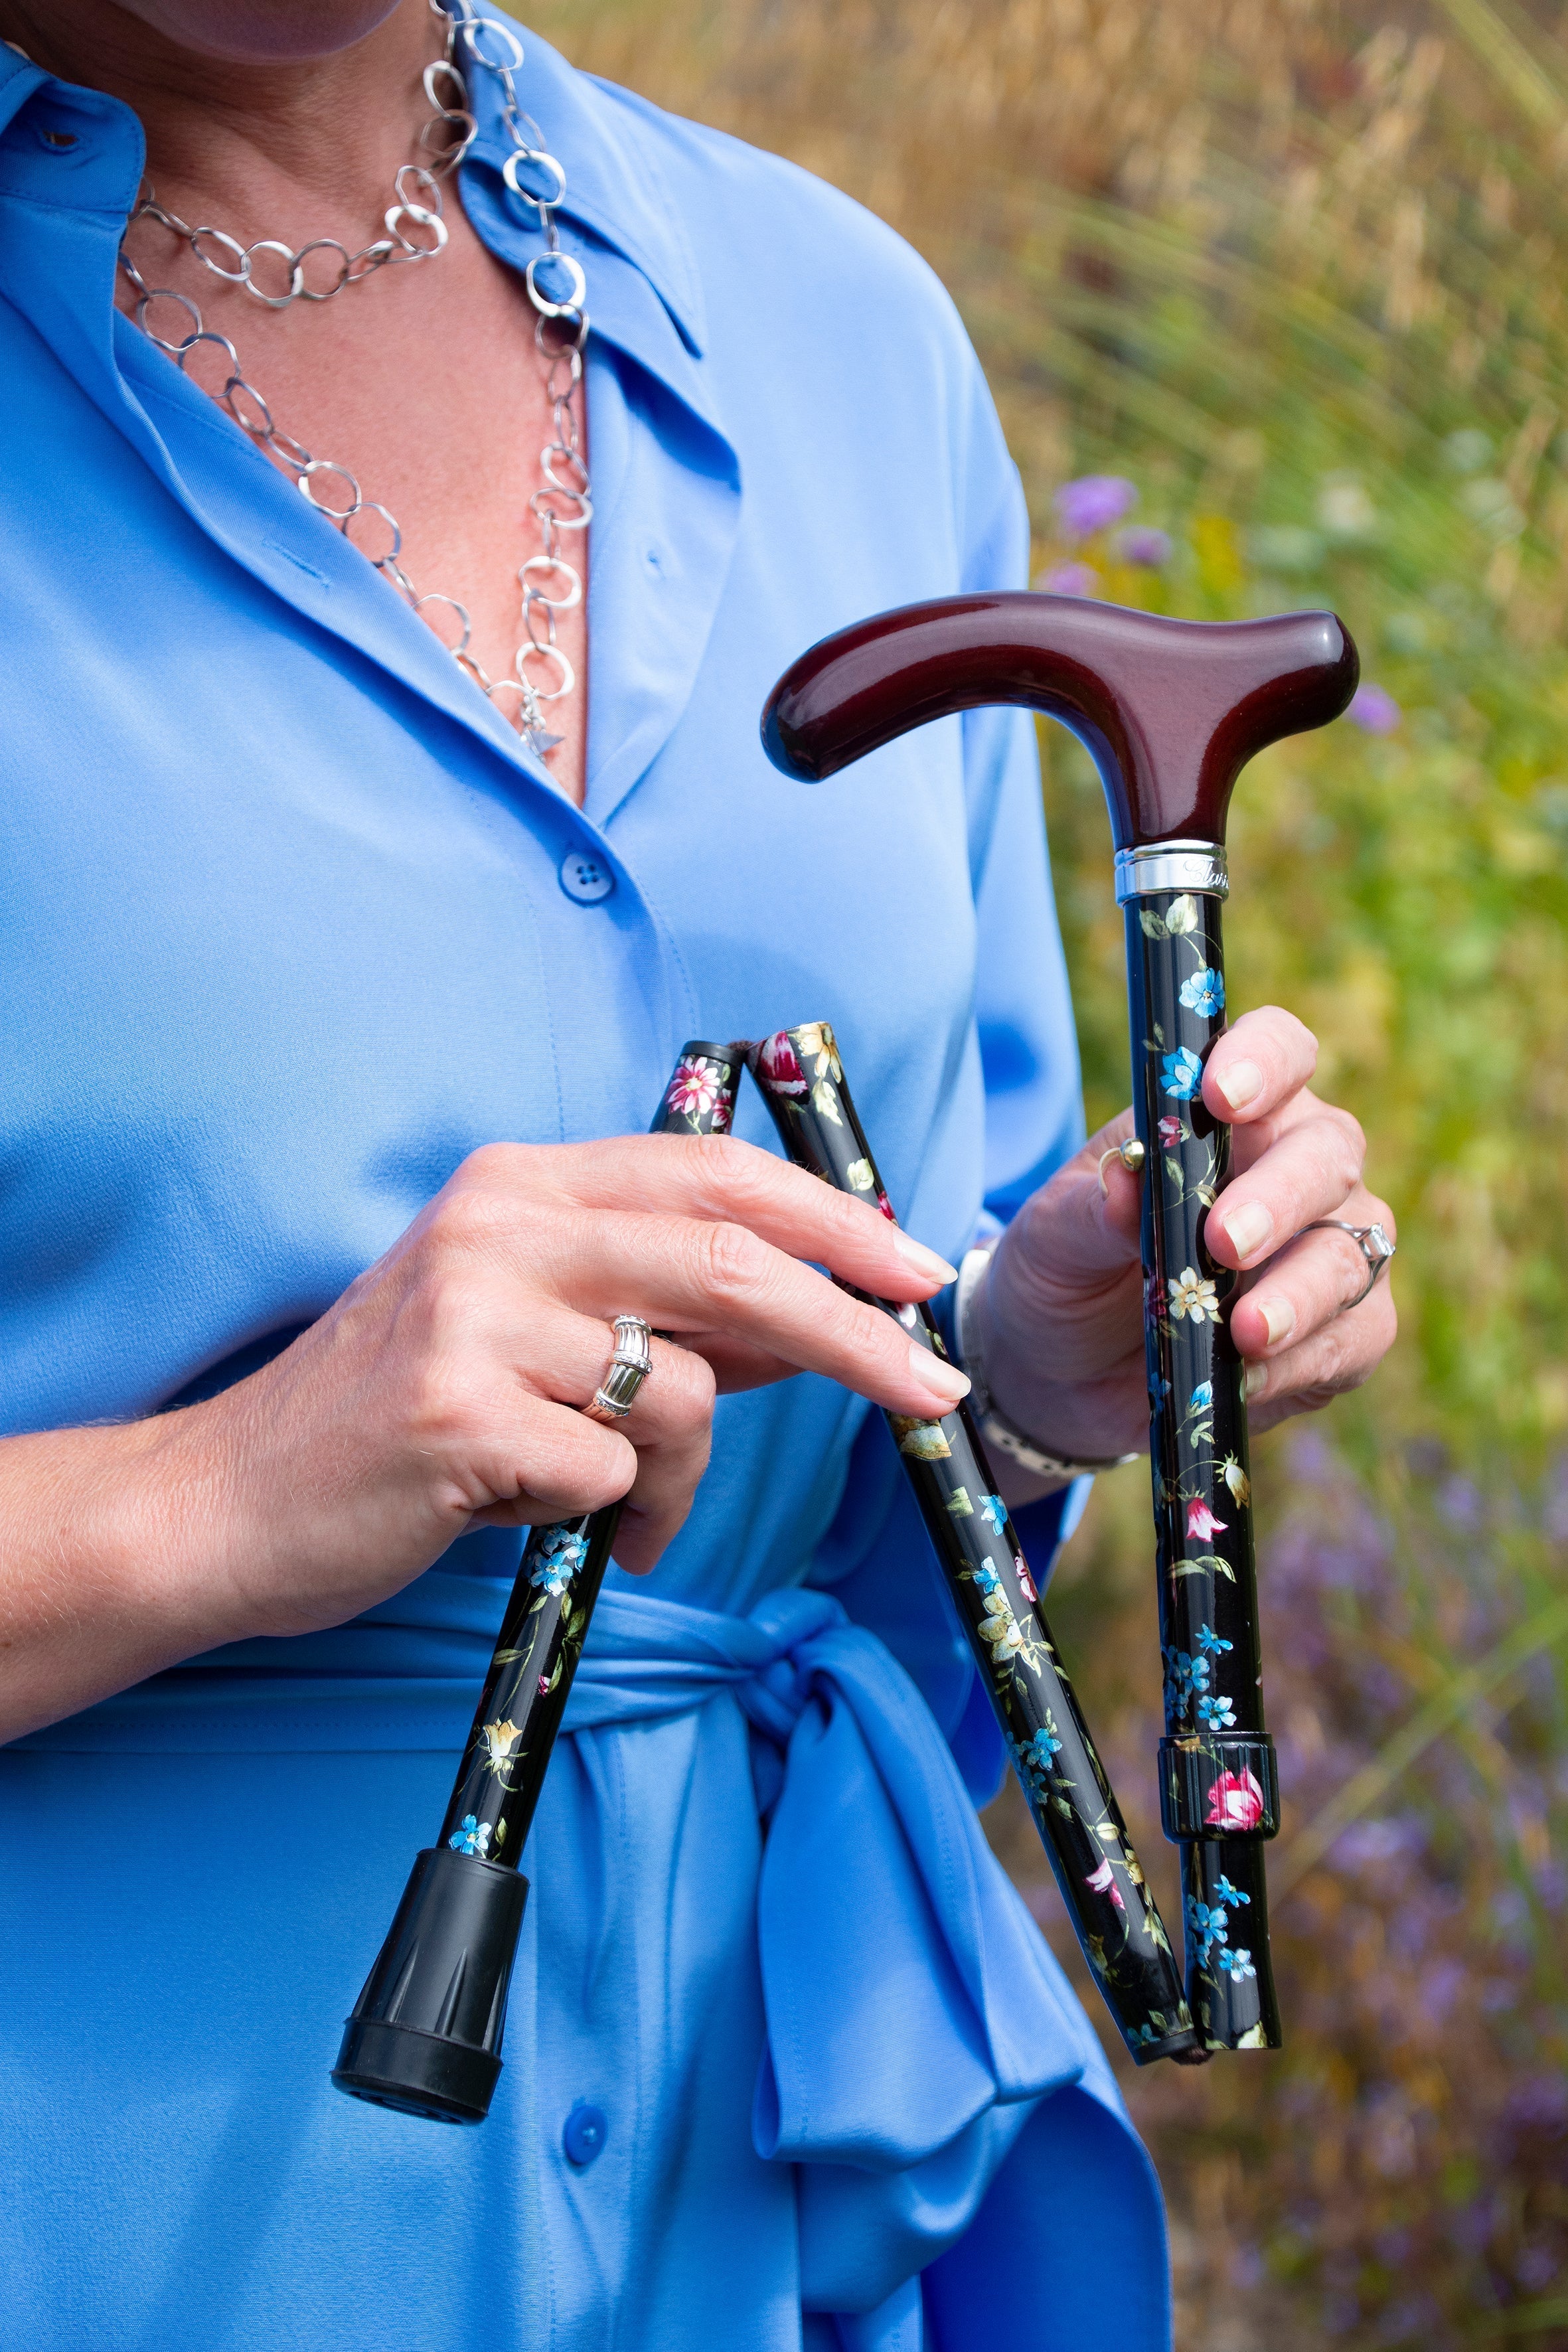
{"left": 522, "top": 722, "right": 566, "bottom": 759}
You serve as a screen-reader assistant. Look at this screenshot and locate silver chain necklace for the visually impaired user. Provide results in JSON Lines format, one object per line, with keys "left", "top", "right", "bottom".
{"left": 116, "top": 1, "right": 591, "bottom": 765}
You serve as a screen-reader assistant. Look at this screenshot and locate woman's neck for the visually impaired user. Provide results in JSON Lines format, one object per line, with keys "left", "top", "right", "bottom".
{"left": 0, "top": 0, "right": 435, "bottom": 228}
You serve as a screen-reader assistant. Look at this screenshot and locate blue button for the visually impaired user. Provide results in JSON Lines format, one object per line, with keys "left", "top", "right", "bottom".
{"left": 563, "top": 2101, "right": 609, "bottom": 2167}
{"left": 559, "top": 850, "right": 614, "bottom": 904}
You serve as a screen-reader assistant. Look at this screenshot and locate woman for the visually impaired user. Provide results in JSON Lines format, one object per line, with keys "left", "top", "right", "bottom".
{"left": 0, "top": 3, "right": 1396, "bottom": 2345}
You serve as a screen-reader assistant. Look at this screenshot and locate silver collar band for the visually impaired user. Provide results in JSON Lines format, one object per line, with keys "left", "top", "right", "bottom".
{"left": 1113, "top": 840, "right": 1229, "bottom": 903}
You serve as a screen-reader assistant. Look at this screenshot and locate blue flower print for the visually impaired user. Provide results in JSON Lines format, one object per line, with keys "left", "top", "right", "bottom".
{"left": 1215, "top": 1875, "right": 1251, "bottom": 1909}
{"left": 979, "top": 1492, "right": 1007, "bottom": 1536}
{"left": 1130, "top": 2022, "right": 1163, "bottom": 2048}
{"left": 1178, "top": 967, "right": 1225, "bottom": 1016}
{"left": 530, "top": 1526, "right": 587, "bottom": 1598}
{"left": 1189, "top": 1381, "right": 1213, "bottom": 1414}
{"left": 448, "top": 1814, "right": 492, "bottom": 1859}
{"left": 1011, "top": 1721, "right": 1065, "bottom": 1800}
{"left": 1160, "top": 1046, "right": 1204, "bottom": 1101}
{"left": 1218, "top": 1944, "right": 1257, "bottom": 1982}
{"left": 1197, "top": 1692, "right": 1237, "bottom": 1730}
{"left": 971, "top": 1561, "right": 1002, "bottom": 1599}
{"left": 1196, "top": 1623, "right": 1232, "bottom": 1658}
{"left": 1185, "top": 1894, "right": 1229, "bottom": 1964}
{"left": 1162, "top": 1644, "right": 1214, "bottom": 1726}
{"left": 1150, "top": 1374, "right": 1172, "bottom": 1407}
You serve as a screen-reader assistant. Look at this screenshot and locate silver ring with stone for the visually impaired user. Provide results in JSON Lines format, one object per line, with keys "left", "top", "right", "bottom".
{"left": 1304, "top": 1219, "right": 1396, "bottom": 1308}
{"left": 582, "top": 1314, "right": 654, "bottom": 1423}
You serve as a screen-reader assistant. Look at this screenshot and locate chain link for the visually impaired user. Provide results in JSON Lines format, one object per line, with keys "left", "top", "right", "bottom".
{"left": 116, "top": 0, "right": 591, "bottom": 765}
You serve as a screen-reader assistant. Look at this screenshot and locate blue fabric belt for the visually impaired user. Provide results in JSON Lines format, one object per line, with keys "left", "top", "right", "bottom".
{"left": 13, "top": 1571, "right": 1109, "bottom": 2165}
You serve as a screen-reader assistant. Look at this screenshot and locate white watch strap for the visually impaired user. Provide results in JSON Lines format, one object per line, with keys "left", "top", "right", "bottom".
{"left": 956, "top": 1243, "right": 1140, "bottom": 1482}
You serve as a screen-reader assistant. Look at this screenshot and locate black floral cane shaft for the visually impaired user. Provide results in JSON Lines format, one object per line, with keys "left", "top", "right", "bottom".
{"left": 437, "top": 1044, "right": 741, "bottom": 1869}
{"left": 1126, "top": 892, "right": 1283, "bottom": 2051}
{"left": 749, "top": 1023, "right": 1198, "bottom": 2067}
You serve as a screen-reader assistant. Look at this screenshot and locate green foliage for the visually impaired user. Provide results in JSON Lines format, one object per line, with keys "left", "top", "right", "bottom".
{"left": 528, "top": 2, "right": 1568, "bottom": 2336}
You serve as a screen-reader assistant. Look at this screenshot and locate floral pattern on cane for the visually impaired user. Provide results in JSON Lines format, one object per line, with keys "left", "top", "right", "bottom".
{"left": 1169, "top": 1267, "right": 1220, "bottom": 1323}
{"left": 1218, "top": 1942, "right": 1257, "bottom": 1982}
{"left": 1160, "top": 1046, "right": 1204, "bottom": 1100}
{"left": 1158, "top": 1113, "right": 1186, "bottom": 1150}
{"left": 447, "top": 1814, "right": 491, "bottom": 1857}
{"left": 1014, "top": 1551, "right": 1038, "bottom": 1605}
{"left": 1010, "top": 1719, "right": 1065, "bottom": 1803}
{"left": 1206, "top": 1768, "right": 1267, "bottom": 1831}
{"left": 979, "top": 1492, "right": 1008, "bottom": 1535}
{"left": 663, "top": 1056, "right": 730, "bottom": 1129}
{"left": 1221, "top": 1452, "right": 1251, "bottom": 1506}
{"left": 530, "top": 1526, "right": 586, "bottom": 1597}
{"left": 1186, "top": 1496, "right": 1228, "bottom": 1542}
{"left": 479, "top": 1717, "right": 525, "bottom": 1784}
{"left": 1178, "top": 966, "right": 1225, "bottom": 1016}
{"left": 755, "top": 1032, "right": 807, "bottom": 1099}
{"left": 1197, "top": 1691, "right": 1237, "bottom": 1729}
{"left": 1086, "top": 1856, "right": 1127, "bottom": 1912}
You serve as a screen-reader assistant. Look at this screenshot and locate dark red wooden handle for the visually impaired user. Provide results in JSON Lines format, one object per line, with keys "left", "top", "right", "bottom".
{"left": 760, "top": 591, "right": 1358, "bottom": 848}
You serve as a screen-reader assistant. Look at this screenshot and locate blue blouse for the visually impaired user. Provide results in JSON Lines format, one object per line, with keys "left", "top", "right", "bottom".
{"left": 0, "top": 30, "right": 1169, "bottom": 2351}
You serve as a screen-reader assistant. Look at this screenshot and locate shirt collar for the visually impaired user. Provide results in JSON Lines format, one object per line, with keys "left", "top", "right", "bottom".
{"left": 456, "top": 25, "right": 707, "bottom": 360}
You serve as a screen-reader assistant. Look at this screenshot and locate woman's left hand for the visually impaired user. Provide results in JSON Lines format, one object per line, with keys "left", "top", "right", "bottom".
{"left": 976, "top": 1005, "right": 1397, "bottom": 1476}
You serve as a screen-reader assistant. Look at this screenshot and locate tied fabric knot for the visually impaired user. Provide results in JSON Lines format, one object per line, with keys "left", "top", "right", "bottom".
{"left": 564, "top": 1578, "right": 1119, "bottom": 2319}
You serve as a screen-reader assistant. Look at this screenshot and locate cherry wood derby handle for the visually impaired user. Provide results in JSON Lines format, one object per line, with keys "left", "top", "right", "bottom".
{"left": 760, "top": 591, "right": 1358, "bottom": 848}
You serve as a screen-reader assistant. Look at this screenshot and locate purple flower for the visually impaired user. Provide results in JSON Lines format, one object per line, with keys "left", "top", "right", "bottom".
{"left": 1036, "top": 562, "right": 1099, "bottom": 598}
{"left": 1117, "top": 525, "right": 1172, "bottom": 568}
{"left": 1055, "top": 474, "right": 1138, "bottom": 538}
{"left": 1348, "top": 683, "right": 1401, "bottom": 734}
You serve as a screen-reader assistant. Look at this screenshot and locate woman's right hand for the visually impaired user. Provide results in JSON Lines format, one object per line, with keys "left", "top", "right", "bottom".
{"left": 0, "top": 1135, "right": 966, "bottom": 1737}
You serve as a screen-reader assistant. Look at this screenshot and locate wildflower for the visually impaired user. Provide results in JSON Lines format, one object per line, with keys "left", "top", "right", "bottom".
{"left": 1217, "top": 1943, "right": 1257, "bottom": 1982}
{"left": 1117, "top": 525, "right": 1172, "bottom": 568}
{"left": 1197, "top": 1691, "right": 1237, "bottom": 1729}
{"left": 1189, "top": 1381, "right": 1214, "bottom": 1413}
{"left": 1014, "top": 1552, "right": 1038, "bottom": 1604}
{"left": 1158, "top": 1114, "right": 1185, "bottom": 1148}
{"left": 530, "top": 1528, "right": 585, "bottom": 1597}
{"left": 1055, "top": 474, "right": 1138, "bottom": 538}
{"left": 1349, "top": 683, "right": 1401, "bottom": 735}
{"left": 1205, "top": 1770, "right": 1266, "bottom": 1832}
{"left": 1160, "top": 1046, "right": 1204, "bottom": 1100}
{"left": 979, "top": 1492, "right": 1007, "bottom": 1535}
{"left": 1037, "top": 561, "right": 1099, "bottom": 598}
{"left": 1178, "top": 967, "right": 1225, "bottom": 1016}
{"left": 447, "top": 1814, "right": 492, "bottom": 1859}
{"left": 1215, "top": 1875, "right": 1250, "bottom": 1909}
{"left": 1170, "top": 1269, "right": 1221, "bottom": 1324}
{"left": 1086, "top": 1857, "right": 1127, "bottom": 1912}
{"left": 1196, "top": 1622, "right": 1232, "bottom": 1656}
{"left": 971, "top": 1561, "right": 1002, "bottom": 1598}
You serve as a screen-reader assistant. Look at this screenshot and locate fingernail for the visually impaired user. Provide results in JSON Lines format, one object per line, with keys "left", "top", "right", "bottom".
{"left": 1214, "top": 1058, "right": 1263, "bottom": 1114}
{"left": 893, "top": 1231, "right": 960, "bottom": 1286}
{"left": 1257, "top": 1295, "right": 1295, "bottom": 1348}
{"left": 913, "top": 1345, "right": 970, "bottom": 1401}
{"left": 1223, "top": 1201, "right": 1275, "bottom": 1262}
{"left": 1243, "top": 1362, "right": 1268, "bottom": 1401}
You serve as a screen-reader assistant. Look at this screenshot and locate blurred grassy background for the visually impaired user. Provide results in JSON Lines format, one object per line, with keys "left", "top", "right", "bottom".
{"left": 528, "top": 2, "right": 1568, "bottom": 2340}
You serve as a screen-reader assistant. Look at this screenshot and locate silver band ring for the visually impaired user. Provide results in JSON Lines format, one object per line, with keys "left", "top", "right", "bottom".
{"left": 582, "top": 1314, "right": 654, "bottom": 1423}
{"left": 1305, "top": 1219, "right": 1395, "bottom": 1308}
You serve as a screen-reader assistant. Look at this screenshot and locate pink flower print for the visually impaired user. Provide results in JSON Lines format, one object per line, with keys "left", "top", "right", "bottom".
{"left": 1158, "top": 1113, "right": 1184, "bottom": 1149}
{"left": 665, "top": 1056, "right": 722, "bottom": 1122}
{"left": 1014, "top": 1553, "right": 1038, "bottom": 1605}
{"left": 756, "top": 1032, "right": 807, "bottom": 1097}
{"left": 1206, "top": 1770, "right": 1265, "bottom": 1832}
{"left": 709, "top": 1095, "right": 732, "bottom": 1132}
{"left": 876, "top": 1190, "right": 897, "bottom": 1223}
{"left": 1187, "top": 1497, "right": 1228, "bottom": 1543}
{"left": 538, "top": 1674, "right": 550, "bottom": 1697}
{"left": 1085, "top": 1856, "right": 1127, "bottom": 1911}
